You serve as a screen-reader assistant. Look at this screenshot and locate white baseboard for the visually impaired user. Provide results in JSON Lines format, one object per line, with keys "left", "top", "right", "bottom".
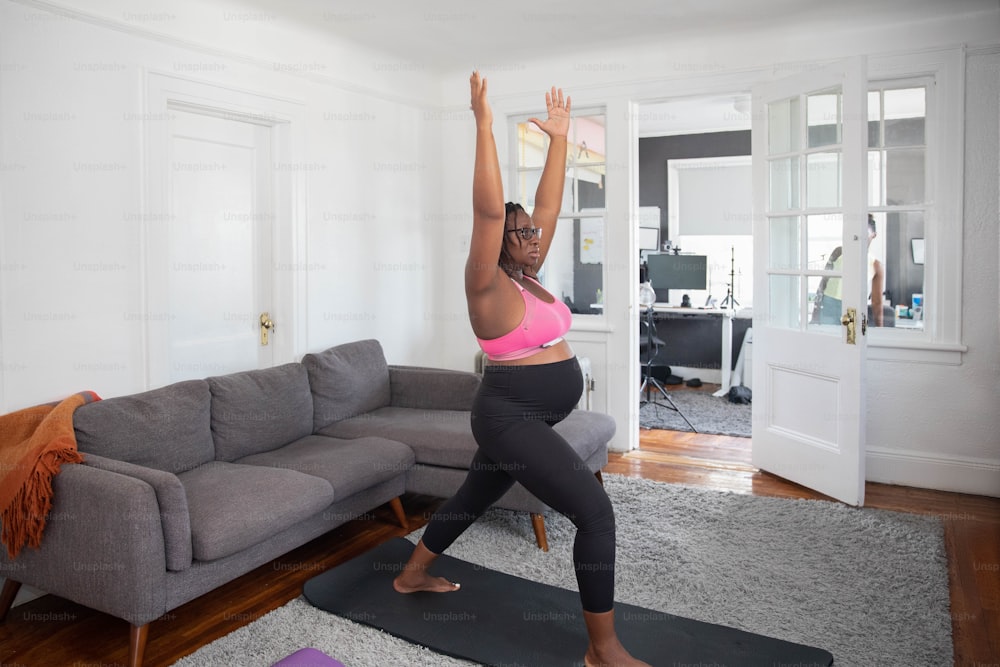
{"left": 866, "top": 446, "right": 1000, "bottom": 498}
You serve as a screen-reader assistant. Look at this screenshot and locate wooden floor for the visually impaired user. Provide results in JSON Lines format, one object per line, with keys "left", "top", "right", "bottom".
{"left": 1, "top": 410, "right": 998, "bottom": 666}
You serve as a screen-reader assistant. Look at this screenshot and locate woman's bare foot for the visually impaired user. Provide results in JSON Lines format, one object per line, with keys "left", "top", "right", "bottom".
{"left": 582, "top": 609, "right": 652, "bottom": 667}
{"left": 392, "top": 539, "right": 460, "bottom": 594}
{"left": 583, "top": 647, "right": 652, "bottom": 667}
{"left": 392, "top": 571, "right": 460, "bottom": 594}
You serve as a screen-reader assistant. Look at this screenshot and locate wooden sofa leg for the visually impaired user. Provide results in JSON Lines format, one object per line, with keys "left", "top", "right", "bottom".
{"left": 130, "top": 623, "right": 149, "bottom": 667}
{"left": 530, "top": 513, "right": 549, "bottom": 552}
{"left": 0, "top": 579, "right": 22, "bottom": 622}
{"left": 389, "top": 497, "right": 409, "bottom": 531}
{"left": 527, "top": 474, "right": 601, "bottom": 552}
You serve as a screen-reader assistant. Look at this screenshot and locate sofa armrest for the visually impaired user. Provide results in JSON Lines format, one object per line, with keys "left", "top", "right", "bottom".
{"left": 388, "top": 365, "right": 481, "bottom": 411}
{"left": 83, "top": 453, "right": 192, "bottom": 572}
{"left": 0, "top": 463, "right": 168, "bottom": 626}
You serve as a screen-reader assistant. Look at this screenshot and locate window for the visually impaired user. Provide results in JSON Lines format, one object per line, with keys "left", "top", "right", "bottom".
{"left": 862, "top": 49, "right": 964, "bottom": 362}
{"left": 511, "top": 110, "right": 607, "bottom": 315}
{"left": 867, "top": 83, "right": 928, "bottom": 331}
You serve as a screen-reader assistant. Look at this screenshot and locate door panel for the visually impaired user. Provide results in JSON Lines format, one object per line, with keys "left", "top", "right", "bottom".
{"left": 163, "top": 110, "right": 273, "bottom": 382}
{"left": 751, "top": 57, "right": 868, "bottom": 506}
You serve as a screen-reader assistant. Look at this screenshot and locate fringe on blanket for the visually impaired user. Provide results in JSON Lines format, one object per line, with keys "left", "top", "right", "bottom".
{"left": 0, "top": 391, "right": 99, "bottom": 559}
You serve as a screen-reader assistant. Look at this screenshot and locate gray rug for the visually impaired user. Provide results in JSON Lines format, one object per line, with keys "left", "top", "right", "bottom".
{"left": 640, "top": 391, "right": 751, "bottom": 437}
{"left": 172, "top": 475, "right": 951, "bottom": 667}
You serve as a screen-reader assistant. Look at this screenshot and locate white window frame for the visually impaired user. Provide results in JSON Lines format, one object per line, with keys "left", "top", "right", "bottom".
{"left": 509, "top": 106, "right": 608, "bottom": 321}
{"left": 865, "top": 47, "right": 967, "bottom": 364}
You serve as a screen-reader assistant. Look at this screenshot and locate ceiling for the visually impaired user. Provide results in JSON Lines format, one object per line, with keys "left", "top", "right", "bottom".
{"left": 226, "top": 0, "right": 990, "bottom": 136}
{"left": 235, "top": 0, "right": 992, "bottom": 73}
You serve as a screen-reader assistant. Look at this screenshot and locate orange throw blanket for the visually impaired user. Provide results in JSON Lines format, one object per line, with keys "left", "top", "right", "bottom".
{"left": 0, "top": 391, "right": 100, "bottom": 559}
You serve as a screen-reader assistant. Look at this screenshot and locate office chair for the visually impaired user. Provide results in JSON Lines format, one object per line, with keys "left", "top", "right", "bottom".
{"left": 639, "top": 307, "right": 696, "bottom": 432}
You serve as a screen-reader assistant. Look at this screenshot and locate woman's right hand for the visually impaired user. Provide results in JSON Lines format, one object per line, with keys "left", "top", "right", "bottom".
{"left": 470, "top": 70, "right": 493, "bottom": 128}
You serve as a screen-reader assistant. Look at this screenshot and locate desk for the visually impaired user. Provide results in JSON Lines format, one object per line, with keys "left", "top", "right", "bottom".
{"left": 646, "top": 305, "right": 742, "bottom": 397}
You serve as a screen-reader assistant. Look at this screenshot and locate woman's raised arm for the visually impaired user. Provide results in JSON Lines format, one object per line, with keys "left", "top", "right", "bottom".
{"left": 465, "top": 71, "right": 506, "bottom": 296}
{"left": 526, "top": 87, "right": 570, "bottom": 273}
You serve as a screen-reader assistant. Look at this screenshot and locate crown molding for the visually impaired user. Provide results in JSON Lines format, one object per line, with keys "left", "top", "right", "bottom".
{"left": 9, "top": 0, "right": 440, "bottom": 110}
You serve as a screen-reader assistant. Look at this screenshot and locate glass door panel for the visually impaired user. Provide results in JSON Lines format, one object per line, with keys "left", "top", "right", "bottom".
{"left": 807, "top": 90, "right": 841, "bottom": 148}
{"left": 807, "top": 214, "right": 843, "bottom": 270}
{"left": 769, "top": 216, "right": 801, "bottom": 271}
{"left": 768, "top": 275, "right": 801, "bottom": 329}
{"left": 806, "top": 152, "right": 841, "bottom": 208}
{"left": 768, "top": 97, "right": 800, "bottom": 154}
{"left": 769, "top": 157, "right": 799, "bottom": 211}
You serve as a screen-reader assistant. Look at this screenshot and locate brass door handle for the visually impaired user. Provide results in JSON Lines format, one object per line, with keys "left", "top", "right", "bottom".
{"left": 840, "top": 307, "right": 856, "bottom": 345}
{"left": 260, "top": 312, "right": 275, "bottom": 346}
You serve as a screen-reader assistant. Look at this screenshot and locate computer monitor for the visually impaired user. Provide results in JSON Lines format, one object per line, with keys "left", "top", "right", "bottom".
{"left": 646, "top": 253, "right": 707, "bottom": 302}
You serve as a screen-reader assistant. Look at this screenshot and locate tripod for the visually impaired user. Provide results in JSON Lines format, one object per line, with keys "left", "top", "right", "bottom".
{"left": 639, "top": 306, "right": 697, "bottom": 432}
{"left": 719, "top": 245, "right": 740, "bottom": 310}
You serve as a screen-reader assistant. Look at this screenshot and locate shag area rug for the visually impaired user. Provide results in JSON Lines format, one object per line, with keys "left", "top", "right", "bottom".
{"left": 172, "top": 475, "right": 951, "bottom": 667}
{"left": 640, "top": 391, "right": 751, "bottom": 437}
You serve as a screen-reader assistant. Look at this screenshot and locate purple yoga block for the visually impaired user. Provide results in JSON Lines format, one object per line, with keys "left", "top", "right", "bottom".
{"left": 271, "top": 647, "right": 346, "bottom": 667}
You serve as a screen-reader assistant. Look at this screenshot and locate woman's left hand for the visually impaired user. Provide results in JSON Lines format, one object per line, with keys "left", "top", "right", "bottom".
{"left": 529, "top": 87, "right": 571, "bottom": 138}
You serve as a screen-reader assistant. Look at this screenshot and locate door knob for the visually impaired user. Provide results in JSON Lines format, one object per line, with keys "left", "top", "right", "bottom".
{"left": 260, "top": 312, "right": 275, "bottom": 346}
{"left": 840, "top": 307, "right": 856, "bottom": 345}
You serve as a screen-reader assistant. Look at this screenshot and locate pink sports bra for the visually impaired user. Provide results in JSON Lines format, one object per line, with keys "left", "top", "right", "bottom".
{"left": 476, "top": 276, "right": 573, "bottom": 362}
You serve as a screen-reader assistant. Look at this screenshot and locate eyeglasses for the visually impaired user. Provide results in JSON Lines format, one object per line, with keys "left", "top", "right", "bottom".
{"left": 506, "top": 227, "right": 543, "bottom": 241}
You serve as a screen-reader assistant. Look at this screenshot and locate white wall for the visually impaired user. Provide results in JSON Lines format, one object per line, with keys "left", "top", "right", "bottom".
{"left": 0, "top": 0, "right": 444, "bottom": 411}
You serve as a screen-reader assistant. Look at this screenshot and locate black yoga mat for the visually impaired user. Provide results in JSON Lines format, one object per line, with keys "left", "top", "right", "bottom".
{"left": 303, "top": 537, "right": 834, "bottom": 667}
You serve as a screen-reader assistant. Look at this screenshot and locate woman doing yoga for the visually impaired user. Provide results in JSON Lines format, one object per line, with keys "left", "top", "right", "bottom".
{"left": 393, "top": 71, "right": 650, "bottom": 667}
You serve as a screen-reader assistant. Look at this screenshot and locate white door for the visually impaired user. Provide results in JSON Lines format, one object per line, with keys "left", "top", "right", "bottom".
{"left": 152, "top": 108, "right": 275, "bottom": 383}
{"left": 750, "top": 57, "right": 869, "bottom": 506}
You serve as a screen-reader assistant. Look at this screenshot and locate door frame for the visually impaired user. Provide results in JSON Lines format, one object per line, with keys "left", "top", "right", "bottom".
{"left": 628, "top": 88, "right": 755, "bottom": 451}
{"left": 142, "top": 71, "right": 307, "bottom": 388}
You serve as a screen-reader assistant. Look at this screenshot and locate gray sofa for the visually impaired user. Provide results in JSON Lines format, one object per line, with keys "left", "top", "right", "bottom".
{"left": 311, "top": 341, "right": 614, "bottom": 551}
{"left": 0, "top": 339, "right": 615, "bottom": 667}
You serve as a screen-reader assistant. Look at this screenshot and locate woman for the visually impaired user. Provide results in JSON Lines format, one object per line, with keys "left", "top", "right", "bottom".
{"left": 393, "top": 71, "right": 650, "bottom": 667}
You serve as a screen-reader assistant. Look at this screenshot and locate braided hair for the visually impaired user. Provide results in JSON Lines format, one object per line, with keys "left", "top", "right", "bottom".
{"left": 499, "top": 202, "right": 526, "bottom": 277}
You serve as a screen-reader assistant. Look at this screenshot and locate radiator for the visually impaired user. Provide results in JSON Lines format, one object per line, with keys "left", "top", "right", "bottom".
{"left": 475, "top": 352, "right": 593, "bottom": 410}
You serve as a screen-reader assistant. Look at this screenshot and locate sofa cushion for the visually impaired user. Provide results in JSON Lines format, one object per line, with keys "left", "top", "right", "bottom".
{"left": 318, "top": 407, "right": 475, "bottom": 469}
{"left": 319, "top": 407, "right": 615, "bottom": 470}
{"left": 552, "top": 410, "right": 616, "bottom": 462}
{"left": 177, "top": 461, "right": 334, "bottom": 562}
{"left": 74, "top": 380, "right": 214, "bottom": 474}
{"left": 303, "top": 339, "right": 391, "bottom": 431}
{"left": 237, "top": 434, "right": 414, "bottom": 501}
{"left": 208, "top": 363, "right": 314, "bottom": 461}
{"left": 388, "top": 365, "right": 481, "bottom": 411}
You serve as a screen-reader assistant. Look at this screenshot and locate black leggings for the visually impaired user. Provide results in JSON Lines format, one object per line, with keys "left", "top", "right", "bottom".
{"left": 421, "top": 357, "right": 616, "bottom": 613}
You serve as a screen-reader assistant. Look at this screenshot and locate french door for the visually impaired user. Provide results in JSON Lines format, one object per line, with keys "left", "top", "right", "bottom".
{"left": 751, "top": 57, "right": 869, "bottom": 505}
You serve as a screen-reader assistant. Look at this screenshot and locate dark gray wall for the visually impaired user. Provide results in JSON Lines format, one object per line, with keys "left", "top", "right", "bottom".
{"left": 638, "top": 130, "right": 752, "bottom": 240}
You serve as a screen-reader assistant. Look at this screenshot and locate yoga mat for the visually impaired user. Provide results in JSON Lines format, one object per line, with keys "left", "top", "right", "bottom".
{"left": 303, "top": 538, "right": 833, "bottom": 667}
